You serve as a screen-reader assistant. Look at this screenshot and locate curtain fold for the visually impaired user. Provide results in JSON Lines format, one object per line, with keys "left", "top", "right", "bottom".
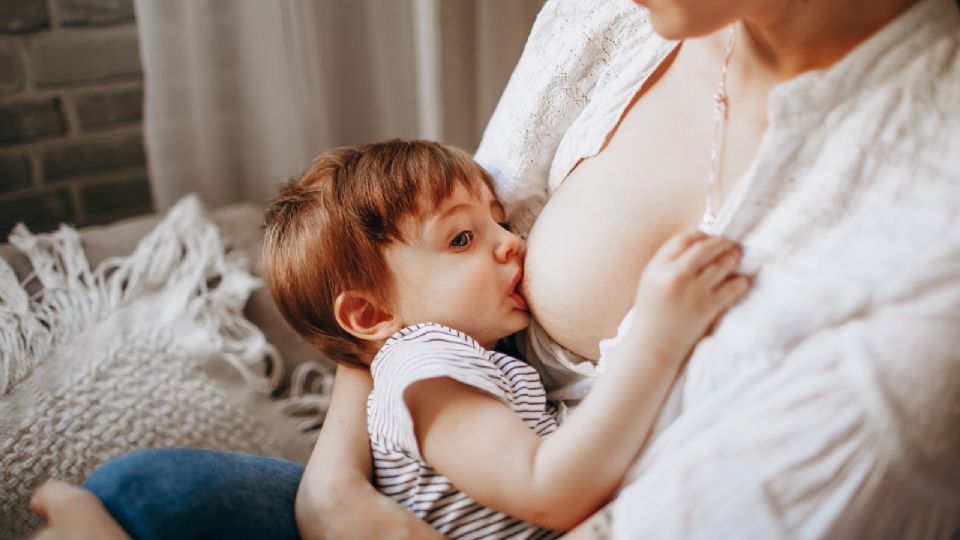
{"left": 134, "top": 0, "right": 542, "bottom": 210}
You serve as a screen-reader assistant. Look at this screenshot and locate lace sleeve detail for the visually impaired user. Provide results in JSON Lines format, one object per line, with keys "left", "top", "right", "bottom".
{"left": 474, "top": 0, "right": 642, "bottom": 238}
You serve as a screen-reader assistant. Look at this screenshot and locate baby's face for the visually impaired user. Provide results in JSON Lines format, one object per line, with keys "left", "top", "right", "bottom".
{"left": 383, "top": 182, "right": 530, "bottom": 348}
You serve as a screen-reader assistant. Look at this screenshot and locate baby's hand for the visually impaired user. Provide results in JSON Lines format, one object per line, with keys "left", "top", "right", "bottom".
{"left": 629, "top": 230, "right": 750, "bottom": 364}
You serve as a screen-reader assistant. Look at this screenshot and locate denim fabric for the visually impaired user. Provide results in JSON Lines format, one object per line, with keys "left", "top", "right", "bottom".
{"left": 84, "top": 449, "right": 304, "bottom": 540}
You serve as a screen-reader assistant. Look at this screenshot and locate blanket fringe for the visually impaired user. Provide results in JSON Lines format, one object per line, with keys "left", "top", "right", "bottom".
{"left": 0, "top": 195, "right": 332, "bottom": 440}
{"left": 279, "top": 361, "right": 335, "bottom": 437}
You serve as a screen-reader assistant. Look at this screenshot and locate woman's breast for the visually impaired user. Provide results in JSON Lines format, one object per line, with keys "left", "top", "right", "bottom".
{"left": 518, "top": 35, "right": 766, "bottom": 360}
{"left": 522, "top": 131, "right": 708, "bottom": 360}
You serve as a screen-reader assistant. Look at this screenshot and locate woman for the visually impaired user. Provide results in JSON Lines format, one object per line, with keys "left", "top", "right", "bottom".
{"left": 33, "top": 0, "right": 960, "bottom": 538}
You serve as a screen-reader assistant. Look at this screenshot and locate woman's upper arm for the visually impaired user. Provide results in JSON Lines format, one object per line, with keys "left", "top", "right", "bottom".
{"left": 295, "top": 364, "right": 443, "bottom": 540}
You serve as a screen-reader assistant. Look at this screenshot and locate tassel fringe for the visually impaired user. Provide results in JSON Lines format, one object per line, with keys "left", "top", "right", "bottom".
{"left": 0, "top": 195, "right": 332, "bottom": 439}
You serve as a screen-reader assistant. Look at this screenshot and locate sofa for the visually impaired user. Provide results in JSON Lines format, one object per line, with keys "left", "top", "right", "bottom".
{"left": 0, "top": 196, "right": 334, "bottom": 539}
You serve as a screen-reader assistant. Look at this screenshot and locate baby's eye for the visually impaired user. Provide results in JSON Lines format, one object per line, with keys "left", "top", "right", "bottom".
{"left": 498, "top": 222, "right": 512, "bottom": 232}
{"left": 450, "top": 231, "right": 474, "bottom": 248}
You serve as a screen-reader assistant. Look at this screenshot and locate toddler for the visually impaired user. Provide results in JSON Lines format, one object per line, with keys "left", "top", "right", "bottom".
{"left": 262, "top": 139, "right": 748, "bottom": 538}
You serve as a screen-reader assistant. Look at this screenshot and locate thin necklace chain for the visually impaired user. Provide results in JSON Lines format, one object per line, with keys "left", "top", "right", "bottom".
{"left": 701, "top": 25, "right": 737, "bottom": 230}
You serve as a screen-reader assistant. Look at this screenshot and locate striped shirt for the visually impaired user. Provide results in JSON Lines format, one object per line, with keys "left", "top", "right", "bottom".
{"left": 368, "top": 324, "right": 562, "bottom": 539}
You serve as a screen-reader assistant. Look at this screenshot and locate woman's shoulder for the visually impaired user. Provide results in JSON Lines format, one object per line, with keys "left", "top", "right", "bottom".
{"left": 533, "top": 0, "right": 655, "bottom": 44}
{"left": 771, "top": 0, "right": 959, "bottom": 178}
{"left": 849, "top": 0, "right": 959, "bottom": 172}
{"left": 503, "top": 0, "right": 658, "bottom": 101}
{"left": 476, "top": 0, "right": 663, "bottom": 235}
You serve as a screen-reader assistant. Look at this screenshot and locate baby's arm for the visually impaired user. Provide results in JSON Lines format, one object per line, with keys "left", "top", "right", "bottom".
{"left": 297, "top": 364, "right": 442, "bottom": 540}
{"left": 407, "top": 231, "right": 748, "bottom": 531}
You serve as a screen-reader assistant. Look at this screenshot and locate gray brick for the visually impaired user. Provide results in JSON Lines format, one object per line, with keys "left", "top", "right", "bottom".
{"left": 74, "top": 86, "right": 142, "bottom": 130}
{"left": 0, "top": 189, "right": 74, "bottom": 236}
{"left": 81, "top": 176, "right": 152, "bottom": 218}
{"left": 58, "top": 0, "right": 135, "bottom": 27}
{"left": 0, "top": 153, "right": 32, "bottom": 192}
{"left": 43, "top": 133, "right": 145, "bottom": 180}
{"left": 0, "top": 0, "right": 50, "bottom": 34}
{"left": 31, "top": 29, "right": 141, "bottom": 87}
{"left": 0, "top": 41, "right": 26, "bottom": 95}
{"left": 0, "top": 98, "right": 67, "bottom": 143}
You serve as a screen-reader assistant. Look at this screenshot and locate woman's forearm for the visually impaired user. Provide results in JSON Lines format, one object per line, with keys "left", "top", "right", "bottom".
{"left": 295, "top": 364, "right": 442, "bottom": 540}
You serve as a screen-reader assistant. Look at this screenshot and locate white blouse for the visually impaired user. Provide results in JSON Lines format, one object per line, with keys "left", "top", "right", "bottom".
{"left": 474, "top": 0, "right": 960, "bottom": 537}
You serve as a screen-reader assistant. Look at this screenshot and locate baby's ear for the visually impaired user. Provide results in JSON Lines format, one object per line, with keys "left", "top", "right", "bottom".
{"left": 334, "top": 291, "right": 401, "bottom": 344}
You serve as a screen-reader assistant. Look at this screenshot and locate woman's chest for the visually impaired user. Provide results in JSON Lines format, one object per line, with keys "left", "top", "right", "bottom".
{"left": 683, "top": 146, "right": 960, "bottom": 400}
{"left": 549, "top": 38, "right": 768, "bottom": 253}
{"left": 522, "top": 42, "right": 768, "bottom": 358}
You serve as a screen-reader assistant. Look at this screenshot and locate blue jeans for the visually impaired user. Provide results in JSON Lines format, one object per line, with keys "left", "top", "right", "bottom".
{"left": 83, "top": 449, "right": 305, "bottom": 540}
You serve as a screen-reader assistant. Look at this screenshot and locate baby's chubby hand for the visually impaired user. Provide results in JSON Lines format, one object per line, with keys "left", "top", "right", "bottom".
{"left": 628, "top": 230, "right": 750, "bottom": 364}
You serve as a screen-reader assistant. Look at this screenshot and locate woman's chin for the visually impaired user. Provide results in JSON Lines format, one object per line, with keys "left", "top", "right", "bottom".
{"left": 640, "top": 1, "right": 737, "bottom": 41}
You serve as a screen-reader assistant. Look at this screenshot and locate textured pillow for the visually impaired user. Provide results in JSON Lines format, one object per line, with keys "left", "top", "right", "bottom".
{"left": 0, "top": 196, "right": 333, "bottom": 539}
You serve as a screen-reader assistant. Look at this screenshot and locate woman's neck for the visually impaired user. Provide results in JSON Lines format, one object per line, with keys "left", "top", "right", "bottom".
{"left": 737, "top": 0, "right": 920, "bottom": 80}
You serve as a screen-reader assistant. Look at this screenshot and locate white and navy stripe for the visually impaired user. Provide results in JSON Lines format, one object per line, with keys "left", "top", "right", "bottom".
{"left": 368, "top": 324, "right": 561, "bottom": 539}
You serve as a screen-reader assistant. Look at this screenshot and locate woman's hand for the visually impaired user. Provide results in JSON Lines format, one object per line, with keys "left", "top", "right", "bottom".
{"left": 629, "top": 230, "right": 750, "bottom": 363}
{"left": 297, "top": 364, "right": 442, "bottom": 540}
{"left": 29, "top": 480, "right": 130, "bottom": 540}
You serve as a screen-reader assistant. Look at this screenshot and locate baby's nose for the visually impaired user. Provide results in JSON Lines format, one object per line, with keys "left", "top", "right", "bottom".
{"left": 495, "top": 229, "right": 522, "bottom": 261}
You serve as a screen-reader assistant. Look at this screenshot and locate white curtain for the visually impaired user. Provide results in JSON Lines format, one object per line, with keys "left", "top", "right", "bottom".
{"left": 133, "top": 0, "right": 542, "bottom": 210}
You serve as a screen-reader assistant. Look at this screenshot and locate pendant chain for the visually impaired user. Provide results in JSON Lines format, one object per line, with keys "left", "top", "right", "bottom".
{"left": 701, "top": 26, "right": 737, "bottom": 230}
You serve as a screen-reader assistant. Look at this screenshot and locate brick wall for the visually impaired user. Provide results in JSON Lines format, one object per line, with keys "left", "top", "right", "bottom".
{"left": 0, "top": 0, "right": 153, "bottom": 237}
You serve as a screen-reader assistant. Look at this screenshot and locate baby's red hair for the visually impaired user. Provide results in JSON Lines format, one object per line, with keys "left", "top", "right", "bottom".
{"left": 262, "top": 139, "right": 495, "bottom": 366}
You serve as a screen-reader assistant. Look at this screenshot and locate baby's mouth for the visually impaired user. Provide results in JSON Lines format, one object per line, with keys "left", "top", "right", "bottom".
{"left": 509, "top": 271, "right": 528, "bottom": 311}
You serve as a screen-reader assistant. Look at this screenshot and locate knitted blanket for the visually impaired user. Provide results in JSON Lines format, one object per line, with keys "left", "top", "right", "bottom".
{"left": 0, "top": 196, "right": 331, "bottom": 539}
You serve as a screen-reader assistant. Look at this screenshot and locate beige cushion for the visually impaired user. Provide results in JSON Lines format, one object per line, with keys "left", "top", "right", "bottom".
{"left": 0, "top": 196, "right": 333, "bottom": 538}
{"left": 0, "top": 201, "right": 331, "bottom": 390}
